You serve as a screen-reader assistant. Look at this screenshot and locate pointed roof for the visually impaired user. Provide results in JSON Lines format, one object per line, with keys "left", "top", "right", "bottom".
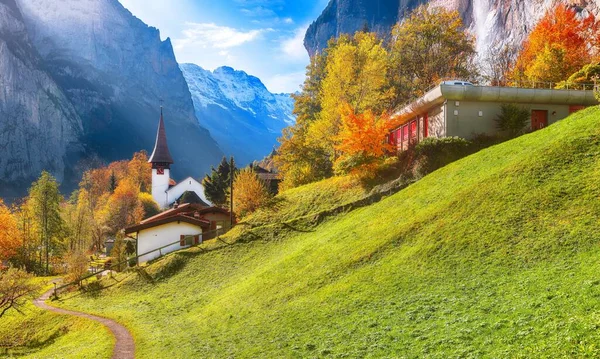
{"left": 148, "top": 107, "right": 174, "bottom": 164}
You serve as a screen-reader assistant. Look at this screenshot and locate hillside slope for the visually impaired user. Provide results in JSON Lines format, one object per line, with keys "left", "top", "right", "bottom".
{"left": 58, "top": 107, "right": 600, "bottom": 358}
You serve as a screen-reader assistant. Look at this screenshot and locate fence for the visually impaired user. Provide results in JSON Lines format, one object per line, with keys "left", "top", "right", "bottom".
{"left": 52, "top": 226, "right": 233, "bottom": 297}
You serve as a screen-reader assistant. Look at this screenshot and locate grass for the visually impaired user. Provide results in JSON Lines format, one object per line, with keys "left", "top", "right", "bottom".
{"left": 54, "top": 106, "right": 600, "bottom": 358}
{"left": 0, "top": 278, "right": 114, "bottom": 359}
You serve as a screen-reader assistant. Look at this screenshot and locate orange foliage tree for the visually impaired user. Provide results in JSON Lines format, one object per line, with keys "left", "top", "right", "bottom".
{"left": 513, "top": 4, "right": 598, "bottom": 84}
{"left": 334, "top": 104, "right": 397, "bottom": 176}
{"left": 0, "top": 200, "right": 19, "bottom": 263}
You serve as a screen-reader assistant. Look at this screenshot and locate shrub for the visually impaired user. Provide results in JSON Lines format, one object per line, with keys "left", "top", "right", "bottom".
{"left": 495, "top": 104, "right": 530, "bottom": 138}
{"left": 413, "top": 137, "right": 472, "bottom": 176}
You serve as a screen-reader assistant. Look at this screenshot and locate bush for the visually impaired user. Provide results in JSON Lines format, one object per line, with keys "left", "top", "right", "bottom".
{"left": 413, "top": 137, "right": 472, "bottom": 176}
{"left": 495, "top": 104, "right": 530, "bottom": 138}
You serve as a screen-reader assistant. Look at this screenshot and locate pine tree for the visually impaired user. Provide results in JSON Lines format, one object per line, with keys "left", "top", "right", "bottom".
{"left": 202, "top": 157, "right": 236, "bottom": 207}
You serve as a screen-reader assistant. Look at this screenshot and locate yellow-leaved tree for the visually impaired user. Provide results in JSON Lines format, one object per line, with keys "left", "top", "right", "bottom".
{"left": 231, "top": 168, "right": 270, "bottom": 218}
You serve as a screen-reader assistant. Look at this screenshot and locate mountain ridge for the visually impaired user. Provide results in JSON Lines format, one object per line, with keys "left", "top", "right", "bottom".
{"left": 181, "top": 63, "right": 295, "bottom": 165}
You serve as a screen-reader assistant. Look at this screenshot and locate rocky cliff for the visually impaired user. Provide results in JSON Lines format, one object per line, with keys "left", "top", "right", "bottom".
{"left": 305, "top": 0, "right": 600, "bottom": 59}
{"left": 0, "top": 0, "right": 223, "bottom": 195}
{"left": 0, "top": 0, "right": 83, "bottom": 198}
{"left": 181, "top": 64, "right": 295, "bottom": 165}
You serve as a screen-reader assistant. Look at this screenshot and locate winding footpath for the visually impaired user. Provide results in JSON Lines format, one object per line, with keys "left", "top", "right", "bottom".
{"left": 33, "top": 287, "right": 135, "bottom": 359}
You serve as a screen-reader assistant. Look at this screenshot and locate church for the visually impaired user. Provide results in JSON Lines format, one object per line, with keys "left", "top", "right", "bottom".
{"left": 148, "top": 107, "right": 211, "bottom": 209}
{"left": 124, "top": 108, "right": 233, "bottom": 264}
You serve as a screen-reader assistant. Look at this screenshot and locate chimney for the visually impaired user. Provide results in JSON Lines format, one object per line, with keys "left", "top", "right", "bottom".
{"left": 194, "top": 211, "right": 200, "bottom": 219}
{"left": 173, "top": 201, "right": 179, "bottom": 209}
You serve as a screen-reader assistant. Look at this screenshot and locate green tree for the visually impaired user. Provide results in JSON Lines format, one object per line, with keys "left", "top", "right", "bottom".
{"left": 495, "top": 104, "right": 530, "bottom": 138}
{"left": 202, "top": 157, "right": 236, "bottom": 207}
{"left": 28, "top": 171, "right": 65, "bottom": 275}
{"left": 389, "top": 5, "right": 476, "bottom": 105}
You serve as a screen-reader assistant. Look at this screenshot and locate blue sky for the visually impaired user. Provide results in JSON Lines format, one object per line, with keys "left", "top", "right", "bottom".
{"left": 119, "top": 0, "right": 329, "bottom": 93}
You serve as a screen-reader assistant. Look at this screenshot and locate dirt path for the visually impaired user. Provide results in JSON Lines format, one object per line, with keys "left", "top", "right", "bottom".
{"left": 33, "top": 287, "right": 135, "bottom": 359}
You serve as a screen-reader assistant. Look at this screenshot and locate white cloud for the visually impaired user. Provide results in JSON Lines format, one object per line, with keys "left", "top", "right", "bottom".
{"left": 283, "top": 17, "right": 294, "bottom": 24}
{"left": 174, "top": 23, "right": 268, "bottom": 50}
{"left": 263, "top": 72, "right": 306, "bottom": 93}
{"left": 281, "top": 25, "right": 309, "bottom": 62}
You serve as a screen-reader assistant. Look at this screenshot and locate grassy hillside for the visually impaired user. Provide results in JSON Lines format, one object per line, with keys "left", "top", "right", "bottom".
{"left": 0, "top": 279, "right": 113, "bottom": 358}
{"left": 57, "top": 107, "right": 600, "bottom": 358}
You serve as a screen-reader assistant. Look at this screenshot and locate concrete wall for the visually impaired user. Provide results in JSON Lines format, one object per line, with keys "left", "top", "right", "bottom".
{"left": 444, "top": 101, "right": 575, "bottom": 139}
{"left": 137, "top": 222, "right": 203, "bottom": 263}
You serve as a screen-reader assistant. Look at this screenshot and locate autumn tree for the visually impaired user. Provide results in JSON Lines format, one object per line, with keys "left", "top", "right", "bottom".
{"left": 126, "top": 151, "right": 151, "bottom": 192}
{"left": 231, "top": 168, "right": 270, "bottom": 218}
{"left": 389, "top": 5, "right": 476, "bottom": 104}
{"left": 0, "top": 268, "right": 41, "bottom": 318}
{"left": 276, "top": 52, "right": 332, "bottom": 189}
{"left": 512, "top": 4, "right": 597, "bottom": 84}
{"left": 312, "top": 32, "right": 393, "bottom": 162}
{"left": 102, "top": 178, "right": 144, "bottom": 235}
{"left": 334, "top": 104, "right": 397, "bottom": 175}
{"left": 29, "top": 171, "right": 65, "bottom": 275}
{"left": 0, "top": 200, "right": 19, "bottom": 263}
{"left": 138, "top": 192, "right": 160, "bottom": 219}
{"left": 203, "top": 157, "right": 236, "bottom": 207}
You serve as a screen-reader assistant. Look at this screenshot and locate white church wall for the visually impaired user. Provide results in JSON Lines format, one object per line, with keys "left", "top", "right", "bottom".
{"left": 166, "top": 177, "right": 212, "bottom": 206}
{"left": 137, "top": 222, "right": 203, "bottom": 263}
{"left": 151, "top": 168, "right": 170, "bottom": 208}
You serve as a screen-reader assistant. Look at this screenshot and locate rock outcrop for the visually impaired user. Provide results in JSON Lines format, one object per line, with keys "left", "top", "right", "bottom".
{"left": 0, "top": 0, "right": 82, "bottom": 198}
{"left": 305, "top": 0, "right": 600, "bottom": 60}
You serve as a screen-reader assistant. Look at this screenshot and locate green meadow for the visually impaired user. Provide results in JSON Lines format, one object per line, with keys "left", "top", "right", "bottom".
{"left": 47, "top": 107, "right": 600, "bottom": 357}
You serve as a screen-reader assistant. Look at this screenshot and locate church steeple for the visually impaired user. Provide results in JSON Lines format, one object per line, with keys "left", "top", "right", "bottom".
{"left": 148, "top": 106, "right": 174, "bottom": 168}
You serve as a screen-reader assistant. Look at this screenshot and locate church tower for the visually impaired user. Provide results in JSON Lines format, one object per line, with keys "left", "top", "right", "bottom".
{"left": 149, "top": 107, "right": 174, "bottom": 208}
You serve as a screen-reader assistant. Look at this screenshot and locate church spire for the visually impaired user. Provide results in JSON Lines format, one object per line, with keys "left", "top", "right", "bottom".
{"left": 148, "top": 106, "right": 174, "bottom": 166}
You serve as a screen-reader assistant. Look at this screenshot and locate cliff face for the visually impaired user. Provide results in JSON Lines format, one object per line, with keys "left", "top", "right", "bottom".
{"left": 0, "top": 0, "right": 82, "bottom": 197}
{"left": 4, "top": 0, "right": 223, "bottom": 192}
{"left": 305, "top": 0, "right": 600, "bottom": 59}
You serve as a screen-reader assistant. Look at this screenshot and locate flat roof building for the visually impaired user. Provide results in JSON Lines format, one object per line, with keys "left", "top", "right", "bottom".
{"left": 389, "top": 83, "right": 599, "bottom": 151}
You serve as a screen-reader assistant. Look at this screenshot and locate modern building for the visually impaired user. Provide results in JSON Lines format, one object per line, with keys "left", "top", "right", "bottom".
{"left": 388, "top": 83, "right": 598, "bottom": 151}
{"left": 149, "top": 107, "right": 211, "bottom": 208}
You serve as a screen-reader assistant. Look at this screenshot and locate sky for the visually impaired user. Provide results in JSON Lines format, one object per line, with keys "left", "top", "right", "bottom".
{"left": 119, "top": 0, "right": 329, "bottom": 93}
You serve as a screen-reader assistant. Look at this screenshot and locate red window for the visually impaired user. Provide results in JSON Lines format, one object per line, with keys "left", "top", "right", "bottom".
{"left": 423, "top": 114, "right": 429, "bottom": 138}
{"left": 194, "top": 235, "right": 200, "bottom": 245}
{"left": 410, "top": 121, "right": 417, "bottom": 140}
{"left": 180, "top": 235, "right": 185, "bottom": 246}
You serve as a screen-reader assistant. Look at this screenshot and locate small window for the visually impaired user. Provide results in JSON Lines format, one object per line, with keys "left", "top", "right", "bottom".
{"left": 180, "top": 235, "right": 194, "bottom": 246}
{"left": 478, "top": 111, "right": 483, "bottom": 117}
{"left": 455, "top": 101, "right": 460, "bottom": 106}
{"left": 454, "top": 110, "right": 459, "bottom": 116}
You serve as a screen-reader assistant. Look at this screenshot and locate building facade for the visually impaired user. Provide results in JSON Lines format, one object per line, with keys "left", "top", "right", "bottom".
{"left": 389, "top": 83, "right": 598, "bottom": 151}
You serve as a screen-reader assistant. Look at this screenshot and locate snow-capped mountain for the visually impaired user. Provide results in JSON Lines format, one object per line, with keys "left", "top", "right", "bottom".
{"left": 0, "top": 0, "right": 223, "bottom": 193}
{"left": 181, "top": 63, "right": 296, "bottom": 165}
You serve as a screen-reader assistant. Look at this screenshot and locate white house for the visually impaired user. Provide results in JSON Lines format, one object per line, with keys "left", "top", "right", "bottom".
{"left": 148, "top": 108, "right": 211, "bottom": 209}
{"left": 125, "top": 203, "right": 233, "bottom": 263}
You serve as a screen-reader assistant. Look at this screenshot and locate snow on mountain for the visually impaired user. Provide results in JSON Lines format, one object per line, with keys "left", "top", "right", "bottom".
{"left": 181, "top": 63, "right": 296, "bottom": 165}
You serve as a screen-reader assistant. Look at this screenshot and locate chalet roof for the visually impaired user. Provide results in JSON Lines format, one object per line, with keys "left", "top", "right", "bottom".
{"left": 125, "top": 214, "right": 210, "bottom": 234}
{"left": 148, "top": 107, "right": 174, "bottom": 164}
{"left": 139, "top": 203, "right": 231, "bottom": 225}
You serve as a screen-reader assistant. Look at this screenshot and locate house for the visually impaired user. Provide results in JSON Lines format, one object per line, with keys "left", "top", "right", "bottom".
{"left": 149, "top": 107, "right": 211, "bottom": 209}
{"left": 125, "top": 203, "right": 233, "bottom": 263}
{"left": 388, "top": 82, "right": 599, "bottom": 150}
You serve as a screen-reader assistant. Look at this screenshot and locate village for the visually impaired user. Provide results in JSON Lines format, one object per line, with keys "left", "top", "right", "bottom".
{"left": 3, "top": 1, "right": 600, "bottom": 358}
